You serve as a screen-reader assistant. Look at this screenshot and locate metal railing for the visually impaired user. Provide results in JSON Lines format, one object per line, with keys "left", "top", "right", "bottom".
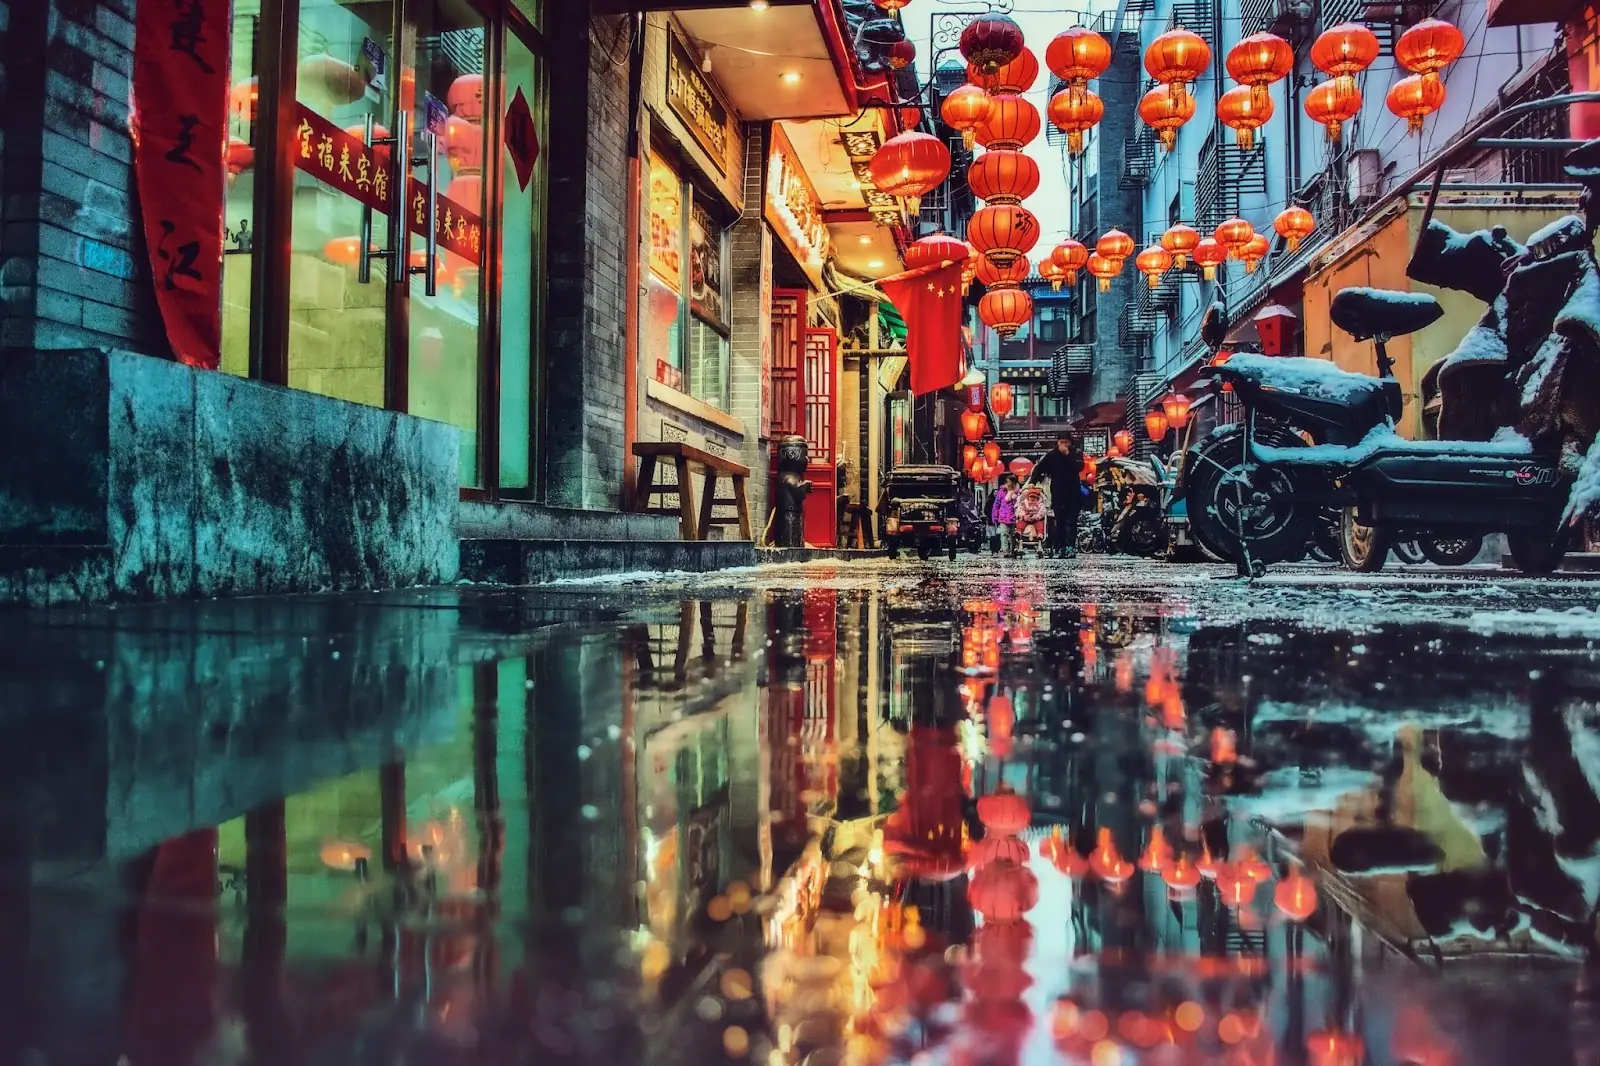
{"left": 1196, "top": 129, "right": 1268, "bottom": 233}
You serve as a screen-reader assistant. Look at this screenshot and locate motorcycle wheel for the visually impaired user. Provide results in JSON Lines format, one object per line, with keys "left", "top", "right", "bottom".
{"left": 1186, "top": 426, "right": 1317, "bottom": 566}
{"left": 1339, "top": 508, "right": 1392, "bottom": 573}
{"left": 1508, "top": 528, "right": 1567, "bottom": 574}
{"left": 1392, "top": 539, "right": 1427, "bottom": 565}
{"left": 1420, "top": 535, "right": 1483, "bottom": 566}
{"left": 916, "top": 543, "right": 931, "bottom": 561}
{"left": 1114, "top": 511, "right": 1165, "bottom": 557}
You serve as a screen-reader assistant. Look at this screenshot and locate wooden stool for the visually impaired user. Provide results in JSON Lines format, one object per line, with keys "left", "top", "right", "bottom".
{"left": 631, "top": 442, "right": 753, "bottom": 541}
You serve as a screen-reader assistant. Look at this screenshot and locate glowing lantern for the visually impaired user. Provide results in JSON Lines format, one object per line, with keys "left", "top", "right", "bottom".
{"left": 975, "top": 255, "right": 1030, "bottom": 289}
{"left": 1275, "top": 868, "right": 1318, "bottom": 921}
{"left": 888, "top": 36, "right": 917, "bottom": 71}
{"left": 322, "top": 236, "right": 367, "bottom": 266}
{"left": 1396, "top": 18, "right": 1465, "bottom": 88}
{"left": 445, "top": 116, "right": 483, "bottom": 172}
{"left": 977, "top": 786, "right": 1031, "bottom": 836}
{"left": 979, "top": 288, "right": 1033, "bottom": 340}
{"left": 320, "top": 839, "right": 373, "bottom": 871}
{"left": 1136, "top": 244, "right": 1173, "bottom": 289}
{"left": 969, "top": 859, "right": 1039, "bottom": 920}
{"left": 967, "top": 149, "right": 1041, "bottom": 204}
{"left": 1046, "top": 27, "right": 1113, "bottom": 104}
{"left": 447, "top": 73, "right": 484, "bottom": 120}
{"left": 1253, "top": 303, "right": 1298, "bottom": 356}
{"left": 1106, "top": 442, "right": 1124, "bottom": 459}
{"left": 1144, "top": 28, "right": 1211, "bottom": 102}
{"left": 983, "top": 441, "right": 1002, "bottom": 465}
{"left": 1160, "top": 224, "right": 1200, "bottom": 269}
{"left": 1138, "top": 825, "right": 1173, "bottom": 873}
{"left": 1197, "top": 841, "right": 1221, "bottom": 879}
{"left": 1039, "top": 257, "right": 1067, "bottom": 290}
{"left": 1144, "top": 410, "right": 1169, "bottom": 441}
{"left": 991, "top": 382, "right": 1015, "bottom": 417}
{"left": 1193, "top": 237, "right": 1228, "bottom": 280}
{"left": 1226, "top": 32, "right": 1294, "bottom": 111}
{"left": 963, "top": 444, "right": 979, "bottom": 471}
{"left": 1216, "top": 869, "right": 1257, "bottom": 907}
{"left": 969, "top": 204, "right": 1040, "bottom": 268}
{"left": 1113, "top": 429, "right": 1134, "bottom": 454}
{"left": 1051, "top": 239, "right": 1090, "bottom": 286}
{"left": 965, "top": 382, "right": 987, "bottom": 410}
{"left": 1008, "top": 456, "right": 1033, "bottom": 479}
{"left": 868, "top": 131, "right": 953, "bottom": 208}
{"left": 225, "top": 137, "right": 254, "bottom": 177}
{"left": 1095, "top": 228, "right": 1135, "bottom": 265}
{"left": 941, "top": 83, "right": 994, "bottom": 149}
{"left": 1087, "top": 253, "right": 1120, "bottom": 292}
{"left": 968, "top": 455, "right": 989, "bottom": 482}
{"left": 1311, "top": 22, "right": 1380, "bottom": 96}
{"left": 1164, "top": 854, "right": 1202, "bottom": 892}
{"left": 1215, "top": 217, "right": 1255, "bottom": 258}
{"left": 971, "top": 832, "right": 1029, "bottom": 867}
{"left": 1274, "top": 206, "right": 1315, "bottom": 252}
{"left": 974, "top": 94, "right": 1041, "bottom": 149}
{"left": 230, "top": 77, "right": 260, "bottom": 122}
{"left": 1047, "top": 89, "right": 1104, "bottom": 155}
{"left": 962, "top": 408, "right": 988, "bottom": 442}
{"left": 899, "top": 105, "right": 923, "bottom": 130}
{"left": 1089, "top": 828, "right": 1133, "bottom": 884}
{"left": 1041, "top": 828, "right": 1088, "bottom": 877}
{"left": 1233, "top": 846, "right": 1272, "bottom": 883}
{"left": 1240, "top": 232, "right": 1270, "bottom": 273}
{"left": 960, "top": 12, "right": 1026, "bottom": 76}
{"left": 1162, "top": 393, "right": 1192, "bottom": 428}
{"left": 873, "top": 0, "right": 910, "bottom": 10}
{"left": 1305, "top": 79, "right": 1362, "bottom": 143}
{"left": 1387, "top": 74, "right": 1445, "bottom": 135}
{"left": 1138, "top": 85, "right": 1196, "bottom": 150}
{"left": 1307, "top": 1029, "right": 1365, "bottom": 1066}
{"left": 1218, "top": 84, "right": 1271, "bottom": 150}
{"left": 905, "top": 233, "right": 973, "bottom": 272}
{"left": 969, "top": 46, "right": 1039, "bottom": 96}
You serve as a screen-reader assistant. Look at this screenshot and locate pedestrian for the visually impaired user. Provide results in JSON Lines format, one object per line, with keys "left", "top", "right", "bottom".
{"left": 990, "top": 475, "right": 1020, "bottom": 557}
{"left": 1028, "top": 435, "right": 1082, "bottom": 558}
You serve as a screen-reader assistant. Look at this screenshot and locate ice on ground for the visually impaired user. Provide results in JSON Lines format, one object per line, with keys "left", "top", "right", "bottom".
{"left": 1467, "top": 606, "right": 1600, "bottom": 637}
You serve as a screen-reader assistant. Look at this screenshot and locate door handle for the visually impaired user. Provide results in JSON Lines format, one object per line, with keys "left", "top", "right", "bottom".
{"left": 410, "top": 129, "right": 439, "bottom": 297}
{"left": 385, "top": 110, "right": 411, "bottom": 288}
{"left": 358, "top": 114, "right": 381, "bottom": 284}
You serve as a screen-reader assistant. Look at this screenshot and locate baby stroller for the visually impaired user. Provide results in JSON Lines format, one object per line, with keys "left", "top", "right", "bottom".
{"left": 1015, "top": 483, "right": 1050, "bottom": 556}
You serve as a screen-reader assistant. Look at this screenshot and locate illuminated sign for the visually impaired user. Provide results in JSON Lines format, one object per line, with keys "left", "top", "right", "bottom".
{"left": 666, "top": 33, "right": 729, "bottom": 171}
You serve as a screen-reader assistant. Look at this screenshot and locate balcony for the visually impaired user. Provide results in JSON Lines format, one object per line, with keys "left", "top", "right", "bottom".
{"left": 1050, "top": 344, "right": 1094, "bottom": 394}
{"left": 1196, "top": 129, "right": 1268, "bottom": 233}
{"left": 1241, "top": 0, "right": 1314, "bottom": 39}
{"left": 1121, "top": 129, "right": 1156, "bottom": 189}
{"left": 1120, "top": 301, "right": 1158, "bottom": 347}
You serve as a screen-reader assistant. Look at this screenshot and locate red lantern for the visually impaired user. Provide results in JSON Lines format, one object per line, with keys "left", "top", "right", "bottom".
{"left": 962, "top": 408, "right": 988, "bottom": 442}
{"left": 965, "top": 382, "right": 987, "bottom": 411}
{"left": 898, "top": 105, "right": 923, "bottom": 130}
{"left": 1051, "top": 239, "right": 1090, "bottom": 286}
{"left": 967, "top": 150, "right": 1041, "bottom": 204}
{"left": 1240, "top": 232, "right": 1270, "bottom": 273}
{"left": 960, "top": 12, "right": 1025, "bottom": 76}
{"left": 1164, "top": 854, "right": 1202, "bottom": 892}
{"left": 1304, "top": 79, "right": 1362, "bottom": 143}
{"left": 1160, "top": 224, "right": 1200, "bottom": 269}
{"left": 1040, "top": 828, "right": 1087, "bottom": 877}
{"left": 974, "top": 94, "right": 1041, "bottom": 150}
{"left": 1396, "top": 18, "right": 1465, "bottom": 87}
{"left": 1008, "top": 456, "right": 1033, "bottom": 479}
{"left": 968, "top": 205, "right": 1040, "bottom": 268}
{"left": 299, "top": 53, "right": 365, "bottom": 105}
{"left": 1311, "top": 22, "right": 1380, "bottom": 95}
{"left": 991, "top": 382, "right": 1015, "bottom": 417}
{"left": 445, "top": 115, "right": 483, "bottom": 172}
{"left": 1215, "top": 217, "right": 1255, "bottom": 257}
{"left": 1193, "top": 237, "right": 1228, "bottom": 280}
{"left": 971, "top": 832, "right": 1030, "bottom": 868}
{"left": 1047, "top": 89, "right": 1103, "bottom": 156}
{"left": 1218, "top": 84, "right": 1271, "bottom": 151}
{"left": 941, "top": 83, "right": 994, "bottom": 149}
{"left": 322, "top": 235, "right": 366, "bottom": 266}
{"left": 225, "top": 137, "right": 254, "bottom": 177}
{"left": 1095, "top": 228, "right": 1135, "bottom": 265}
{"left": 1216, "top": 868, "right": 1258, "bottom": 907}
{"left": 1086, "top": 253, "right": 1120, "bottom": 292}
{"left": 1136, "top": 244, "right": 1173, "bottom": 289}
{"left": 1144, "top": 28, "right": 1211, "bottom": 102}
{"left": 1138, "top": 85, "right": 1196, "bottom": 151}
{"left": 1039, "top": 257, "right": 1067, "bottom": 290}
{"left": 447, "top": 73, "right": 484, "bottom": 120}
{"left": 1113, "top": 429, "right": 1134, "bottom": 454}
{"left": 968, "top": 46, "right": 1039, "bottom": 96}
{"left": 1162, "top": 393, "right": 1192, "bottom": 429}
{"left": 888, "top": 36, "right": 917, "bottom": 71}
{"left": 1253, "top": 303, "right": 1298, "bottom": 356}
{"left": 983, "top": 441, "right": 1002, "bottom": 465}
{"left": 963, "top": 444, "right": 979, "bottom": 471}
{"left": 905, "top": 233, "right": 973, "bottom": 272}
{"left": 1387, "top": 74, "right": 1445, "bottom": 135}
{"left": 868, "top": 131, "right": 953, "bottom": 202}
{"left": 973, "top": 917, "right": 1034, "bottom": 965}
{"left": 1089, "top": 828, "right": 1133, "bottom": 884}
{"left": 979, "top": 287, "right": 1033, "bottom": 339}
{"left": 977, "top": 786, "right": 1031, "bottom": 835}
{"left": 873, "top": 0, "right": 910, "bottom": 10}
{"left": 1145, "top": 410, "right": 1170, "bottom": 440}
{"left": 969, "top": 860, "right": 1039, "bottom": 921}
{"left": 968, "top": 455, "right": 989, "bottom": 482}
{"left": 975, "top": 255, "right": 1030, "bottom": 289}
{"left": 1046, "top": 27, "right": 1113, "bottom": 103}
{"left": 1275, "top": 868, "right": 1319, "bottom": 921}
{"left": 1226, "top": 32, "right": 1294, "bottom": 111}
{"left": 1274, "top": 206, "right": 1315, "bottom": 252}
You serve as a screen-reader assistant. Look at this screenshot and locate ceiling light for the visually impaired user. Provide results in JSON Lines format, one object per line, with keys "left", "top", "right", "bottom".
{"left": 858, "top": 235, "right": 873, "bottom": 245}
{"left": 749, "top": 0, "right": 769, "bottom": 9}
{"left": 781, "top": 71, "right": 802, "bottom": 84}
{"left": 867, "top": 259, "right": 885, "bottom": 269}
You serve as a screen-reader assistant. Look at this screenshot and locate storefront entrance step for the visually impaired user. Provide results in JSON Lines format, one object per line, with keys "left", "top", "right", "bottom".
{"left": 459, "top": 538, "right": 756, "bottom": 585}
{"left": 458, "top": 500, "right": 679, "bottom": 542}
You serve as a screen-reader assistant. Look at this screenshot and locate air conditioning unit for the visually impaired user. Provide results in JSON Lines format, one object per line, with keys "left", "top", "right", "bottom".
{"left": 1347, "top": 148, "right": 1383, "bottom": 203}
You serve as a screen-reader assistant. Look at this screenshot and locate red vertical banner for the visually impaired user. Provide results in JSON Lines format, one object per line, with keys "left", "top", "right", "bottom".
{"left": 1570, "top": 3, "right": 1600, "bottom": 139}
{"left": 133, "top": 0, "right": 230, "bottom": 370}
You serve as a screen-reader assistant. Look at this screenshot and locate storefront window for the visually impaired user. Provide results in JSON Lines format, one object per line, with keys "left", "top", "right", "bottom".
{"left": 499, "top": 29, "right": 548, "bottom": 492}
{"left": 221, "top": 3, "right": 262, "bottom": 377}
{"left": 646, "top": 150, "right": 731, "bottom": 410}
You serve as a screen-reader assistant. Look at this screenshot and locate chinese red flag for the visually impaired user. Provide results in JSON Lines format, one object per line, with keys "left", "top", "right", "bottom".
{"left": 881, "top": 263, "right": 966, "bottom": 396}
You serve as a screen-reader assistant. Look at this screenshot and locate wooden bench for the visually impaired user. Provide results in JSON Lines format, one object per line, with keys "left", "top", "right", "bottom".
{"left": 631, "top": 442, "right": 752, "bottom": 541}
{"left": 842, "top": 502, "right": 877, "bottom": 549}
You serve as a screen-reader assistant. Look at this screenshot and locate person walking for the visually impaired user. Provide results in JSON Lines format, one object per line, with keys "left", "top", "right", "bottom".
{"left": 990, "top": 475, "right": 1020, "bottom": 557}
{"left": 1028, "top": 435, "right": 1082, "bottom": 558}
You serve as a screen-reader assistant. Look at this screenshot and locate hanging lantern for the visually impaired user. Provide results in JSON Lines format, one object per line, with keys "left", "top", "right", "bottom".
{"left": 941, "top": 84, "right": 994, "bottom": 149}
{"left": 965, "top": 382, "right": 987, "bottom": 411}
{"left": 868, "top": 131, "right": 953, "bottom": 203}
{"left": 887, "top": 36, "right": 917, "bottom": 71}
{"left": 1138, "top": 85, "right": 1196, "bottom": 151}
{"left": 1136, "top": 244, "right": 1173, "bottom": 289}
{"left": 1046, "top": 27, "right": 1113, "bottom": 105}
{"left": 983, "top": 440, "right": 1003, "bottom": 465}
{"left": 1226, "top": 32, "right": 1294, "bottom": 111}
{"left": 969, "top": 46, "right": 1039, "bottom": 96}
{"left": 1254, "top": 303, "right": 1298, "bottom": 356}
{"left": 1240, "top": 232, "right": 1270, "bottom": 273}
{"left": 991, "top": 382, "right": 1015, "bottom": 417}
{"left": 979, "top": 287, "right": 1034, "bottom": 340}
{"left": 1218, "top": 84, "right": 1272, "bottom": 151}
{"left": 1275, "top": 868, "right": 1319, "bottom": 921}
{"left": 225, "top": 137, "right": 255, "bottom": 177}
{"left": 1144, "top": 28, "right": 1211, "bottom": 103}
{"left": 1087, "top": 253, "right": 1120, "bottom": 292}
{"left": 1164, "top": 854, "right": 1202, "bottom": 892}
{"left": 1145, "top": 410, "right": 1170, "bottom": 440}
{"left": 975, "top": 254, "right": 1030, "bottom": 289}
{"left": 971, "top": 832, "right": 1029, "bottom": 868}
{"left": 968, "top": 859, "right": 1039, "bottom": 921}
{"left": 1162, "top": 393, "right": 1192, "bottom": 429}
{"left": 1217, "top": 869, "right": 1258, "bottom": 908}
{"left": 1096, "top": 228, "right": 1135, "bottom": 266}
{"left": 960, "top": 12, "right": 1026, "bottom": 76}
{"left": 1113, "top": 429, "right": 1134, "bottom": 455}
{"left": 962, "top": 409, "right": 988, "bottom": 442}
{"left": 300, "top": 53, "right": 367, "bottom": 105}
{"left": 899, "top": 105, "right": 924, "bottom": 130}
{"left": 1311, "top": 22, "right": 1380, "bottom": 96}
{"left": 969, "top": 205, "right": 1040, "bottom": 268}
{"left": 974, "top": 94, "right": 1041, "bottom": 150}
{"left": 1047, "top": 89, "right": 1104, "bottom": 156}
{"left": 1396, "top": 18, "right": 1465, "bottom": 88}
{"left": 1008, "top": 456, "right": 1034, "bottom": 479}
{"left": 1273, "top": 206, "right": 1315, "bottom": 252}
{"left": 905, "top": 233, "right": 974, "bottom": 272}
{"left": 1215, "top": 217, "right": 1255, "bottom": 258}
{"left": 1089, "top": 828, "right": 1133, "bottom": 884}
{"left": 1160, "top": 224, "right": 1200, "bottom": 269}
{"left": 1039, "top": 257, "right": 1067, "bottom": 290}
{"left": 872, "top": 0, "right": 910, "bottom": 11}
{"left": 1387, "top": 74, "right": 1445, "bottom": 135}
{"left": 967, "top": 150, "right": 1041, "bottom": 204}
{"left": 977, "top": 785, "right": 1031, "bottom": 835}
{"left": 1106, "top": 442, "right": 1124, "bottom": 458}
{"left": 968, "top": 455, "right": 988, "bottom": 481}
{"left": 1051, "top": 239, "right": 1090, "bottom": 286}
{"left": 322, "top": 235, "right": 367, "bottom": 266}
{"left": 1304, "top": 79, "right": 1363, "bottom": 143}
{"left": 963, "top": 444, "right": 979, "bottom": 471}
{"left": 1193, "top": 237, "right": 1228, "bottom": 280}
{"left": 1040, "top": 828, "right": 1087, "bottom": 877}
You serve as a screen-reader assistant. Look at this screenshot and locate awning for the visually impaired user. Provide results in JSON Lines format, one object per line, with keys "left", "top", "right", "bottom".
{"left": 879, "top": 303, "right": 907, "bottom": 345}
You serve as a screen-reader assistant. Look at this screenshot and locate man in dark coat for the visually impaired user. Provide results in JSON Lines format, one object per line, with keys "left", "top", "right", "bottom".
{"left": 1028, "top": 435, "right": 1082, "bottom": 558}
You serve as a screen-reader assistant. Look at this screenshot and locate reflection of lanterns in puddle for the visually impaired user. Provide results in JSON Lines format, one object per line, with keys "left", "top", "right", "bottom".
{"left": 1216, "top": 868, "right": 1257, "bottom": 908}
{"left": 1089, "top": 828, "right": 1133, "bottom": 885}
{"left": 1138, "top": 826, "right": 1173, "bottom": 874}
{"left": 319, "top": 839, "right": 372, "bottom": 876}
{"left": 1041, "top": 828, "right": 1087, "bottom": 877}
{"left": 1162, "top": 853, "right": 1201, "bottom": 894}
{"left": 1308, "top": 1028, "right": 1365, "bottom": 1066}
{"left": 1233, "top": 845, "right": 1271, "bottom": 883}
{"left": 1197, "top": 840, "right": 1221, "bottom": 879}
{"left": 986, "top": 693, "right": 1015, "bottom": 757}
{"left": 1211, "top": 727, "right": 1238, "bottom": 765}
{"left": 1275, "top": 867, "right": 1318, "bottom": 921}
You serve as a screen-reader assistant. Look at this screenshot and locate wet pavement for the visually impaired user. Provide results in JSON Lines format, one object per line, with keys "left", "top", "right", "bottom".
{"left": 4, "top": 556, "right": 1600, "bottom": 1065}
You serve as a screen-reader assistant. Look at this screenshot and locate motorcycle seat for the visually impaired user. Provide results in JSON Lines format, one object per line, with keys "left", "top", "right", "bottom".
{"left": 1330, "top": 287, "right": 1443, "bottom": 341}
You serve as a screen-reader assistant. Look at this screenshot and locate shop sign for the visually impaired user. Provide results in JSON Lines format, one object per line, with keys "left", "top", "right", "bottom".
{"left": 689, "top": 201, "right": 726, "bottom": 326}
{"left": 765, "top": 125, "right": 829, "bottom": 287}
{"left": 666, "top": 33, "right": 729, "bottom": 171}
{"left": 1081, "top": 429, "right": 1109, "bottom": 457}
{"left": 649, "top": 155, "right": 684, "bottom": 288}
{"left": 292, "top": 104, "right": 482, "bottom": 265}
{"left": 758, "top": 227, "right": 773, "bottom": 438}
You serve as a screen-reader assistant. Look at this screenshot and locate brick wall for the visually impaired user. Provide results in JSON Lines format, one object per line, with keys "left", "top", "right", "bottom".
{"left": 1085, "top": 32, "right": 1143, "bottom": 409}
{"left": 0, "top": 0, "right": 164, "bottom": 355}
